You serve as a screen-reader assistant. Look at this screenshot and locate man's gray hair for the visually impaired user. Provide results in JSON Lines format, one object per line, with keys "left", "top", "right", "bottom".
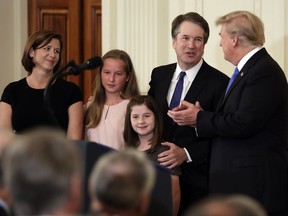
{"left": 90, "top": 148, "right": 156, "bottom": 210}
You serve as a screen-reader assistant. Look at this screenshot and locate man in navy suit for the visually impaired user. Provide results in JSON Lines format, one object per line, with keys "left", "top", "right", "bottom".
{"left": 148, "top": 12, "right": 229, "bottom": 214}
{"left": 168, "top": 11, "right": 288, "bottom": 216}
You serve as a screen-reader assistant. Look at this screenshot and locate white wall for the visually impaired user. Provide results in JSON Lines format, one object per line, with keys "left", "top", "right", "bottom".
{"left": 0, "top": 0, "right": 287, "bottom": 95}
{"left": 103, "top": 0, "right": 288, "bottom": 93}
{"left": 0, "top": 0, "right": 27, "bottom": 94}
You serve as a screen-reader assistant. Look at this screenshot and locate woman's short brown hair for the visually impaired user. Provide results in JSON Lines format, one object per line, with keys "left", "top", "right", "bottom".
{"left": 21, "top": 30, "right": 63, "bottom": 74}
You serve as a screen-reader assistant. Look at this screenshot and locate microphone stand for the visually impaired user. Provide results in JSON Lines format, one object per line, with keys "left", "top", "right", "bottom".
{"left": 43, "top": 60, "right": 76, "bottom": 128}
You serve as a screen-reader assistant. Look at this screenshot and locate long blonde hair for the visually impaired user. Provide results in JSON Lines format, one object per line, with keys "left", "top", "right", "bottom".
{"left": 85, "top": 49, "right": 140, "bottom": 128}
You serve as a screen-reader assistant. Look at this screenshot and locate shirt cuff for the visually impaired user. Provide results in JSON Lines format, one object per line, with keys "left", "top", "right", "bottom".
{"left": 183, "top": 147, "right": 192, "bottom": 163}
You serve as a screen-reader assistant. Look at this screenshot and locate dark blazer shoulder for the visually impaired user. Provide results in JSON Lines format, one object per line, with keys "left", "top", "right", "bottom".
{"left": 151, "top": 63, "right": 177, "bottom": 79}
{"left": 153, "top": 63, "right": 177, "bottom": 71}
{"left": 190, "top": 60, "right": 229, "bottom": 95}
{"left": 200, "top": 60, "right": 229, "bottom": 80}
{"left": 148, "top": 63, "right": 176, "bottom": 97}
{"left": 243, "top": 48, "right": 283, "bottom": 72}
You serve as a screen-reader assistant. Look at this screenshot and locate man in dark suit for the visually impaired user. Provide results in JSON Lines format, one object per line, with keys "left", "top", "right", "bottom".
{"left": 148, "top": 12, "right": 229, "bottom": 214}
{"left": 168, "top": 11, "right": 288, "bottom": 216}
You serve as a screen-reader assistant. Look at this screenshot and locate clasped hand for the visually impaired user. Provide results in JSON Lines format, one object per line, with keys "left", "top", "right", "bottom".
{"left": 157, "top": 142, "right": 187, "bottom": 169}
{"left": 167, "top": 100, "right": 202, "bottom": 127}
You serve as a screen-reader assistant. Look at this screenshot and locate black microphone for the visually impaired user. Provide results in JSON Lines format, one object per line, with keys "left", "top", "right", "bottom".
{"left": 66, "top": 56, "right": 102, "bottom": 75}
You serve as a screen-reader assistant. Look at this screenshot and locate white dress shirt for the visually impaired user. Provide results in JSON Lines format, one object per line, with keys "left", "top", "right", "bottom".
{"left": 167, "top": 59, "right": 203, "bottom": 162}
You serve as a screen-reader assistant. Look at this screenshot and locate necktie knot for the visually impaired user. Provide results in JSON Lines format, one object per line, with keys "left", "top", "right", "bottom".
{"left": 170, "top": 71, "right": 186, "bottom": 109}
{"left": 233, "top": 67, "right": 239, "bottom": 76}
{"left": 225, "top": 67, "right": 239, "bottom": 95}
{"left": 179, "top": 71, "right": 186, "bottom": 80}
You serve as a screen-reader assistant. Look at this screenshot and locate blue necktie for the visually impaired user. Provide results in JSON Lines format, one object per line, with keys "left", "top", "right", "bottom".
{"left": 170, "top": 71, "right": 186, "bottom": 109}
{"left": 225, "top": 67, "right": 239, "bottom": 95}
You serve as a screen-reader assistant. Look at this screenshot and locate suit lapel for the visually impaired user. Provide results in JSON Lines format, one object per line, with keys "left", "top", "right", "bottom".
{"left": 225, "top": 68, "right": 245, "bottom": 96}
{"left": 184, "top": 61, "right": 209, "bottom": 102}
{"left": 217, "top": 48, "right": 267, "bottom": 109}
{"left": 158, "top": 64, "right": 176, "bottom": 109}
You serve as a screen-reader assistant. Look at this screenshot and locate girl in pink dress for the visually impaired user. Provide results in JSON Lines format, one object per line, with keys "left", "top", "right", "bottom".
{"left": 85, "top": 49, "right": 140, "bottom": 149}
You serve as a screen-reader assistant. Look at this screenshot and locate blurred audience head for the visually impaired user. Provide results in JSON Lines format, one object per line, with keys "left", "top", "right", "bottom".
{"left": 89, "top": 149, "right": 156, "bottom": 216}
{"left": 0, "top": 128, "right": 14, "bottom": 156}
{"left": 0, "top": 128, "right": 15, "bottom": 215}
{"left": 184, "top": 194, "right": 267, "bottom": 216}
{"left": 2, "top": 127, "right": 81, "bottom": 215}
